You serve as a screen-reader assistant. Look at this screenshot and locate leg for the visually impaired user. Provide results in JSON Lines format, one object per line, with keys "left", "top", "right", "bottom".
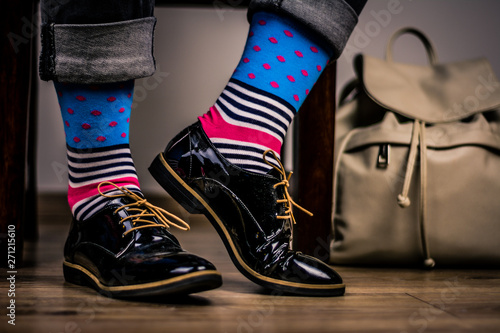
{"left": 39, "top": 0, "right": 222, "bottom": 298}
{"left": 150, "top": 0, "right": 366, "bottom": 296}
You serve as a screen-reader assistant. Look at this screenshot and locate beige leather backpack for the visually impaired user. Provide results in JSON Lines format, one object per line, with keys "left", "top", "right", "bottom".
{"left": 331, "top": 28, "right": 500, "bottom": 268}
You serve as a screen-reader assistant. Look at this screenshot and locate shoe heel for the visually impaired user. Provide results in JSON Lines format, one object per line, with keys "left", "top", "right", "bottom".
{"left": 149, "top": 153, "right": 206, "bottom": 214}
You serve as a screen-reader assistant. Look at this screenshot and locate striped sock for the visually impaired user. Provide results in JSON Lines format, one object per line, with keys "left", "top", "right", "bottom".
{"left": 67, "top": 144, "right": 141, "bottom": 221}
{"left": 54, "top": 80, "right": 141, "bottom": 220}
{"left": 199, "top": 11, "right": 331, "bottom": 174}
{"left": 200, "top": 78, "right": 293, "bottom": 173}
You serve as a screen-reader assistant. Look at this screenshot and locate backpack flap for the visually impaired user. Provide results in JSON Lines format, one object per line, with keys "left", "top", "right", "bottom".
{"left": 354, "top": 54, "right": 500, "bottom": 123}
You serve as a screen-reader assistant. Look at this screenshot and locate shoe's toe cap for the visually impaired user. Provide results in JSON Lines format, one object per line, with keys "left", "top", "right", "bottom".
{"left": 279, "top": 253, "right": 343, "bottom": 286}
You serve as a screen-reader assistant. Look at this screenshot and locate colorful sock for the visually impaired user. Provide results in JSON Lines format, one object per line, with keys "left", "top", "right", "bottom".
{"left": 199, "top": 11, "right": 331, "bottom": 174}
{"left": 54, "top": 80, "right": 141, "bottom": 220}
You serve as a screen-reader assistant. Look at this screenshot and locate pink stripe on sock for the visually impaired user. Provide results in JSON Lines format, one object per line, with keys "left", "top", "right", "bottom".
{"left": 68, "top": 177, "right": 140, "bottom": 209}
{"left": 199, "top": 106, "right": 282, "bottom": 153}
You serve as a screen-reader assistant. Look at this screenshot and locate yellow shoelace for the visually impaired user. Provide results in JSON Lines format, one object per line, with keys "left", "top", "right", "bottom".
{"left": 98, "top": 181, "right": 190, "bottom": 236}
{"left": 262, "top": 150, "right": 313, "bottom": 225}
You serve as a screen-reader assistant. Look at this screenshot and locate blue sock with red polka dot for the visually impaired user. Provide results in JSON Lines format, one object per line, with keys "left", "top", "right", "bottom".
{"left": 199, "top": 11, "right": 331, "bottom": 174}
{"left": 54, "top": 80, "right": 142, "bottom": 221}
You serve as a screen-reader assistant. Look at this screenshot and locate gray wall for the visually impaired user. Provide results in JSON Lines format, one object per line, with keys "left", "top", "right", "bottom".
{"left": 37, "top": 1, "right": 500, "bottom": 194}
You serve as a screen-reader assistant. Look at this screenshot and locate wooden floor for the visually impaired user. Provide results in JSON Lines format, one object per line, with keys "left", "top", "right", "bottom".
{"left": 2, "top": 194, "right": 500, "bottom": 333}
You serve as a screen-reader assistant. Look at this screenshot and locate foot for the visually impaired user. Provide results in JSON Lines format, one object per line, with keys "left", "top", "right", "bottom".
{"left": 63, "top": 182, "right": 222, "bottom": 298}
{"left": 149, "top": 122, "right": 345, "bottom": 296}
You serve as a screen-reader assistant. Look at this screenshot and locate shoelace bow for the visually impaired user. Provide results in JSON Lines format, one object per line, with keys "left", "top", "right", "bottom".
{"left": 98, "top": 181, "right": 190, "bottom": 236}
{"left": 262, "top": 150, "right": 313, "bottom": 226}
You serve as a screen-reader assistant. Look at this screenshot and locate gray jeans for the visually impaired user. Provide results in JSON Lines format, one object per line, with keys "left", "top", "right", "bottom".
{"left": 40, "top": 0, "right": 364, "bottom": 84}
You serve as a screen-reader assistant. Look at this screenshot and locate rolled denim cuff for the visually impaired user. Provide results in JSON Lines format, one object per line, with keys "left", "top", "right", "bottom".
{"left": 39, "top": 17, "right": 156, "bottom": 84}
{"left": 248, "top": 0, "right": 359, "bottom": 59}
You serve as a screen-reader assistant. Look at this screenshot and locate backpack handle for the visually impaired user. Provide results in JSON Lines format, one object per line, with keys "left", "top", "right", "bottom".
{"left": 386, "top": 27, "right": 438, "bottom": 65}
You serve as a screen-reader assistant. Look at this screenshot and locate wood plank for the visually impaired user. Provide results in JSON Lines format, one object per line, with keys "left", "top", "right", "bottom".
{"left": 2, "top": 195, "right": 499, "bottom": 333}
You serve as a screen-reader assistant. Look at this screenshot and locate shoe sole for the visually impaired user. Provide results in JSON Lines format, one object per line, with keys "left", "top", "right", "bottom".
{"left": 150, "top": 153, "right": 345, "bottom": 297}
{"left": 63, "top": 260, "right": 222, "bottom": 298}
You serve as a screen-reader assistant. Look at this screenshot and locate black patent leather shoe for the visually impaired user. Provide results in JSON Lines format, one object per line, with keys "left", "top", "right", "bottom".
{"left": 63, "top": 182, "right": 222, "bottom": 298}
{"left": 149, "top": 122, "right": 345, "bottom": 296}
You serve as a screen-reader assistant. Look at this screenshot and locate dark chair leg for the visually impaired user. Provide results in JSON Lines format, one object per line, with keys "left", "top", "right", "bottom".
{"left": 0, "top": 1, "right": 38, "bottom": 266}
{"left": 24, "top": 8, "right": 39, "bottom": 242}
{"left": 293, "top": 62, "right": 336, "bottom": 263}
